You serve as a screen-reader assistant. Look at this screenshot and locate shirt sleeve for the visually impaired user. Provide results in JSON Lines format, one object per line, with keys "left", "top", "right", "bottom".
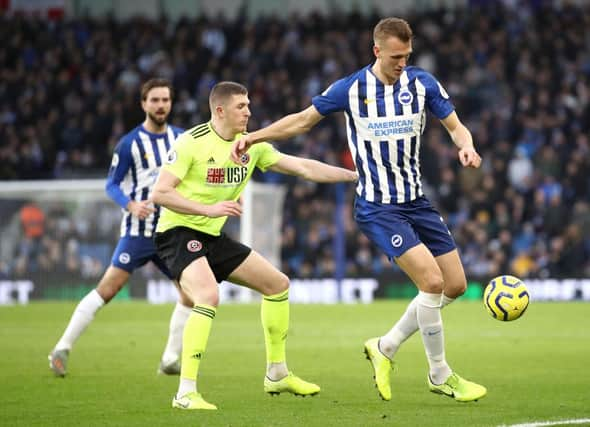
{"left": 105, "top": 138, "right": 132, "bottom": 209}
{"left": 422, "top": 72, "right": 455, "bottom": 119}
{"left": 161, "top": 134, "right": 193, "bottom": 180}
{"left": 311, "top": 76, "right": 352, "bottom": 116}
{"left": 255, "top": 142, "right": 283, "bottom": 172}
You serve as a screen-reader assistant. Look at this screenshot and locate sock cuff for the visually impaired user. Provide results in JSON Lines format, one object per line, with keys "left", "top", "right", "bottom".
{"left": 192, "top": 304, "right": 217, "bottom": 319}
{"left": 441, "top": 294, "right": 455, "bottom": 307}
{"left": 263, "top": 289, "right": 289, "bottom": 302}
{"left": 90, "top": 289, "right": 106, "bottom": 306}
{"left": 417, "top": 291, "right": 442, "bottom": 308}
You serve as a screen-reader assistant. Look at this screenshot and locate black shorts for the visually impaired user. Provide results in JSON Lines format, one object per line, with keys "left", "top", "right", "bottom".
{"left": 154, "top": 226, "right": 252, "bottom": 283}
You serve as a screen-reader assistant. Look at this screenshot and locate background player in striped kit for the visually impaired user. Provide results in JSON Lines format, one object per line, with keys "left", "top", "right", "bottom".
{"left": 48, "top": 78, "right": 192, "bottom": 377}
{"left": 231, "top": 18, "right": 486, "bottom": 402}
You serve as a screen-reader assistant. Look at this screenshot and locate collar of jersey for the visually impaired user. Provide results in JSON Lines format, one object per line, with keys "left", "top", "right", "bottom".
{"left": 209, "top": 121, "right": 242, "bottom": 143}
{"left": 367, "top": 63, "right": 403, "bottom": 88}
{"left": 140, "top": 124, "right": 169, "bottom": 137}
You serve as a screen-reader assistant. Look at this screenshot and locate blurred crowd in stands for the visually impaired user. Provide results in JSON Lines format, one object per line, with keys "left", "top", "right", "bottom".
{"left": 1, "top": 1, "right": 589, "bottom": 280}
{"left": 0, "top": 198, "right": 121, "bottom": 281}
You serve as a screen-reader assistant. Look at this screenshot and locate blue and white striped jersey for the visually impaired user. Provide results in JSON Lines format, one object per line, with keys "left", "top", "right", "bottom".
{"left": 106, "top": 124, "right": 183, "bottom": 237}
{"left": 312, "top": 65, "right": 454, "bottom": 204}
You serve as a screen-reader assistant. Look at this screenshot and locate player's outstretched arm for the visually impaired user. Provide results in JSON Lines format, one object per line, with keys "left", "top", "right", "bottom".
{"left": 230, "top": 105, "right": 324, "bottom": 163}
{"left": 440, "top": 111, "right": 481, "bottom": 168}
{"left": 152, "top": 170, "right": 242, "bottom": 218}
{"left": 268, "top": 154, "right": 358, "bottom": 184}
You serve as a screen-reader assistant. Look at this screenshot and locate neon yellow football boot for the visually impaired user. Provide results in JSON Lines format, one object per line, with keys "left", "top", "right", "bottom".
{"left": 172, "top": 392, "right": 217, "bottom": 410}
{"left": 264, "top": 372, "right": 320, "bottom": 396}
{"left": 364, "top": 337, "right": 395, "bottom": 401}
{"left": 428, "top": 372, "right": 487, "bottom": 402}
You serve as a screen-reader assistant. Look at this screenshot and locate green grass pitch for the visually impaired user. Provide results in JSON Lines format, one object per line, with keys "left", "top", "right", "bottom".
{"left": 1, "top": 300, "right": 588, "bottom": 426}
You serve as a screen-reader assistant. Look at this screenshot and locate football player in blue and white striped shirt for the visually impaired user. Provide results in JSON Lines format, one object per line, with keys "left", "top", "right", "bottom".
{"left": 49, "top": 79, "right": 192, "bottom": 377}
{"left": 232, "top": 18, "right": 486, "bottom": 403}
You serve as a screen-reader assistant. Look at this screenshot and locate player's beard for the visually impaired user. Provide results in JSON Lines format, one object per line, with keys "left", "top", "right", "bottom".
{"left": 148, "top": 112, "right": 168, "bottom": 127}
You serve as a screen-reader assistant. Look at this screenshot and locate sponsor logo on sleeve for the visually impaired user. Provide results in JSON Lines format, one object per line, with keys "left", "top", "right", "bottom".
{"left": 166, "top": 150, "right": 177, "bottom": 164}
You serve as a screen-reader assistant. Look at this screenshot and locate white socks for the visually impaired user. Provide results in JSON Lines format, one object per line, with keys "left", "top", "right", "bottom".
{"left": 441, "top": 293, "right": 455, "bottom": 307}
{"left": 379, "top": 292, "right": 456, "bottom": 360}
{"left": 266, "top": 362, "right": 289, "bottom": 381}
{"left": 379, "top": 297, "right": 419, "bottom": 358}
{"left": 178, "top": 378, "right": 196, "bottom": 397}
{"left": 416, "top": 291, "right": 451, "bottom": 385}
{"left": 55, "top": 289, "right": 105, "bottom": 351}
{"left": 161, "top": 302, "right": 192, "bottom": 364}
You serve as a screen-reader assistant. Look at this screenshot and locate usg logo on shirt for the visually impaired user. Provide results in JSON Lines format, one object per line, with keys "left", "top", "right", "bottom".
{"left": 206, "top": 167, "right": 247, "bottom": 185}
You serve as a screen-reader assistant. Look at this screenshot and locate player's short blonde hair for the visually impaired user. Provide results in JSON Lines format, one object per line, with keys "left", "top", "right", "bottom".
{"left": 373, "top": 17, "right": 413, "bottom": 46}
{"left": 209, "top": 81, "right": 248, "bottom": 111}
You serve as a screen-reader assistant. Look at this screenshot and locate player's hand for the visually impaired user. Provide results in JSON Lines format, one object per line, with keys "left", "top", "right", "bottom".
{"left": 230, "top": 135, "right": 255, "bottom": 164}
{"left": 458, "top": 147, "right": 481, "bottom": 168}
{"left": 205, "top": 201, "right": 243, "bottom": 218}
{"left": 127, "top": 200, "right": 156, "bottom": 219}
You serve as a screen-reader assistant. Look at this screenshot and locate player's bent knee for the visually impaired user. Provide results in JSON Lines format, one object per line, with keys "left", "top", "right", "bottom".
{"left": 265, "top": 272, "right": 289, "bottom": 296}
{"left": 420, "top": 274, "right": 444, "bottom": 294}
{"left": 191, "top": 289, "right": 219, "bottom": 307}
{"left": 446, "top": 279, "right": 467, "bottom": 298}
{"left": 178, "top": 289, "right": 193, "bottom": 306}
{"left": 180, "top": 281, "right": 219, "bottom": 307}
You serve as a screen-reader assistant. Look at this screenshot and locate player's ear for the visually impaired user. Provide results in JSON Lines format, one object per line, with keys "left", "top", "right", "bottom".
{"left": 373, "top": 44, "right": 380, "bottom": 58}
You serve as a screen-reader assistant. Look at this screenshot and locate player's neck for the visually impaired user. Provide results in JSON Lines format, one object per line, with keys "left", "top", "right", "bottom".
{"left": 143, "top": 119, "right": 167, "bottom": 134}
{"left": 371, "top": 63, "right": 398, "bottom": 86}
{"left": 210, "top": 119, "right": 235, "bottom": 141}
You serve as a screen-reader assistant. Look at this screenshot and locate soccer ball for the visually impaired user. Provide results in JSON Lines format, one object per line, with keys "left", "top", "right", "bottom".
{"left": 483, "top": 275, "right": 530, "bottom": 321}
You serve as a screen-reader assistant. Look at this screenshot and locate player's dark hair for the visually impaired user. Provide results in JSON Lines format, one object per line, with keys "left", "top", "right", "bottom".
{"left": 140, "top": 78, "right": 174, "bottom": 101}
{"left": 209, "top": 81, "right": 248, "bottom": 110}
{"left": 373, "top": 17, "right": 413, "bottom": 45}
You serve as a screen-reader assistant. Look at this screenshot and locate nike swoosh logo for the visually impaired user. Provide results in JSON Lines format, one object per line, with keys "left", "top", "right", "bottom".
{"left": 177, "top": 400, "right": 190, "bottom": 408}
{"left": 427, "top": 330, "right": 441, "bottom": 336}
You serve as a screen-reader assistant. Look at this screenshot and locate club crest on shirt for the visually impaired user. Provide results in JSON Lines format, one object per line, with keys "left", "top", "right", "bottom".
{"left": 240, "top": 153, "right": 250, "bottom": 165}
{"left": 111, "top": 153, "right": 119, "bottom": 167}
{"left": 391, "top": 234, "right": 403, "bottom": 248}
{"left": 118, "top": 252, "right": 131, "bottom": 264}
{"left": 166, "top": 150, "right": 177, "bottom": 164}
{"left": 186, "top": 240, "right": 202, "bottom": 252}
{"left": 398, "top": 90, "right": 413, "bottom": 105}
